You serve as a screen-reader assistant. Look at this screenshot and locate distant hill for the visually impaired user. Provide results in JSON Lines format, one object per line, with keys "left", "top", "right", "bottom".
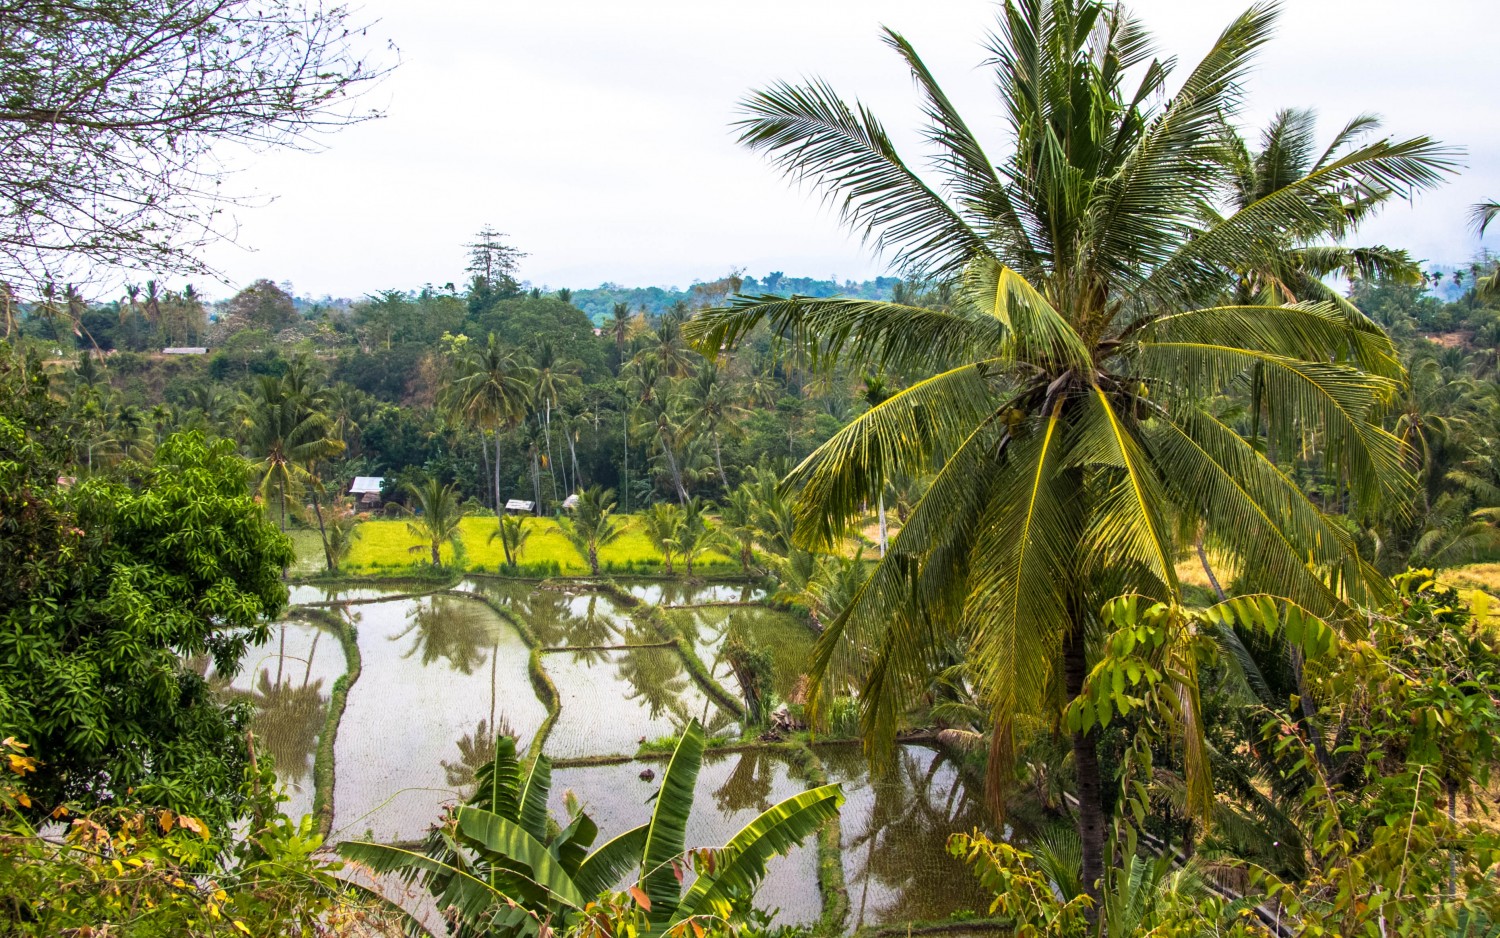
{"left": 571, "top": 273, "right": 900, "bottom": 323}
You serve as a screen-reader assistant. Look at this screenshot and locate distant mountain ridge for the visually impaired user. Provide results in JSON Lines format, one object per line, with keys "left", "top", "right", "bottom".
{"left": 569, "top": 273, "right": 900, "bottom": 323}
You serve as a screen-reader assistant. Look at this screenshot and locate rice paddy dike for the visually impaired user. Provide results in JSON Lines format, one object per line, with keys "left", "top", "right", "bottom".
{"left": 216, "top": 576, "right": 994, "bottom": 935}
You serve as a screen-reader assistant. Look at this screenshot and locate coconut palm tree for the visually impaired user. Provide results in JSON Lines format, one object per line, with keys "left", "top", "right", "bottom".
{"left": 685, "top": 360, "right": 748, "bottom": 491}
{"left": 242, "top": 374, "right": 343, "bottom": 531}
{"left": 444, "top": 334, "right": 535, "bottom": 530}
{"left": 686, "top": 0, "right": 1453, "bottom": 901}
{"left": 1472, "top": 201, "right": 1500, "bottom": 302}
{"left": 671, "top": 497, "right": 722, "bottom": 578}
{"left": 531, "top": 340, "right": 582, "bottom": 500}
{"left": 718, "top": 485, "right": 762, "bottom": 575}
{"left": 643, "top": 502, "right": 685, "bottom": 576}
{"left": 559, "top": 486, "right": 623, "bottom": 576}
{"left": 489, "top": 514, "right": 530, "bottom": 571}
{"left": 406, "top": 476, "right": 465, "bottom": 566}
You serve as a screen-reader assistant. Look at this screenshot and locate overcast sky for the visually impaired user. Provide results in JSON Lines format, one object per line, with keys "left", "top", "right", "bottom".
{"left": 196, "top": 0, "right": 1497, "bottom": 300}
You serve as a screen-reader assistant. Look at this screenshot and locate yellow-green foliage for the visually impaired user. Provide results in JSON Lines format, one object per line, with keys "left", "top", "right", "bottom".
{"left": 339, "top": 514, "right": 733, "bottom": 574}
{"left": 342, "top": 518, "right": 461, "bottom": 569}
{"left": 284, "top": 528, "right": 327, "bottom": 576}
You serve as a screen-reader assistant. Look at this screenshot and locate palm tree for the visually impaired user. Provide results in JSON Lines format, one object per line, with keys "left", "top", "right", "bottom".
{"left": 489, "top": 514, "right": 530, "bottom": 571}
{"left": 531, "top": 340, "right": 582, "bottom": 501}
{"left": 686, "top": 0, "right": 1453, "bottom": 901}
{"left": 610, "top": 300, "right": 632, "bottom": 354}
{"left": 340, "top": 722, "right": 842, "bottom": 936}
{"left": 560, "top": 486, "right": 623, "bottom": 576}
{"left": 685, "top": 360, "right": 748, "bottom": 490}
{"left": 406, "top": 476, "right": 465, "bottom": 566}
{"left": 242, "top": 374, "right": 343, "bottom": 531}
{"left": 671, "top": 497, "right": 721, "bottom": 578}
{"left": 1472, "top": 201, "right": 1500, "bottom": 302}
{"left": 718, "top": 485, "right": 762, "bottom": 575}
{"left": 643, "top": 502, "right": 685, "bottom": 576}
{"left": 1223, "top": 109, "right": 1428, "bottom": 307}
{"left": 444, "top": 334, "right": 534, "bottom": 532}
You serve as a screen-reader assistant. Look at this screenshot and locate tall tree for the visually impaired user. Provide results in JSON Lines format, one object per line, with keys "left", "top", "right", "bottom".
{"left": 241, "top": 372, "right": 342, "bottom": 532}
{"left": 443, "top": 334, "right": 534, "bottom": 530}
{"left": 560, "top": 486, "right": 624, "bottom": 576}
{"left": 688, "top": 0, "right": 1453, "bottom": 903}
{"left": 0, "top": 1, "right": 388, "bottom": 289}
{"left": 405, "top": 477, "right": 465, "bottom": 566}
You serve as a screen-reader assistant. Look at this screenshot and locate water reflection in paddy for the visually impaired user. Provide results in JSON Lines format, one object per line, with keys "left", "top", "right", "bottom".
{"left": 822, "top": 745, "right": 992, "bottom": 928}
{"left": 228, "top": 621, "right": 344, "bottom": 821}
{"left": 544, "top": 647, "right": 737, "bottom": 758}
{"left": 548, "top": 750, "right": 820, "bottom": 925}
{"left": 332, "top": 594, "right": 547, "bottom": 843}
{"left": 286, "top": 584, "right": 413, "bottom": 606}
{"left": 463, "top": 579, "right": 639, "bottom": 647}
{"left": 666, "top": 606, "right": 816, "bottom": 701}
{"left": 625, "top": 581, "right": 768, "bottom": 606}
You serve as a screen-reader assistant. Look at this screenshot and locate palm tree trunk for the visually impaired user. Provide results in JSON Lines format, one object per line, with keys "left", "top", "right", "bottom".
{"left": 494, "top": 430, "right": 504, "bottom": 529}
{"left": 543, "top": 401, "right": 559, "bottom": 500}
{"left": 310, "top": 484, "right": 333, "bottom": 571}
{"left": 568, "top": 431, "right": 581, "bottom": 494}
{"left": 432, "top": 541, "right": 441, "bottom": 566}
{"left": 714, "top": 434, "right": 728, "bottom": 489}
{"left": 1196, "top": 530, "right": 1225, "bottom": 600}
{"left": 531, "top": 450, "right": 543, "bottom": 515}
{"left": 877, "top": 493, "right": 888, "bottom": 557}
{"left": 481, "top": 432, "right": 492, "bottom": 510}
{"left": 660, "top": 432, "right": 689, "bottom": 504}
{"left": 1065, "top": 622, "right": 1105, "bottom": 915}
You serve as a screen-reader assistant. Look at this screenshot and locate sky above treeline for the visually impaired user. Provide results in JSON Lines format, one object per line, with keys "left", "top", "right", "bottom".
{"left": 198, "top": 0, "right": 1496, "bottom": 300}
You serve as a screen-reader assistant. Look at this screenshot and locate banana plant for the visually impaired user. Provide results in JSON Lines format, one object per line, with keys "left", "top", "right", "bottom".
{"left": 340, "top": 721, "right": 843, "bottom": 937}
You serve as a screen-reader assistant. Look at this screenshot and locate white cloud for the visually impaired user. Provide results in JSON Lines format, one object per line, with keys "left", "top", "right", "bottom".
{"left": 195, "top": 0, "right": 1497, "bottom": 300}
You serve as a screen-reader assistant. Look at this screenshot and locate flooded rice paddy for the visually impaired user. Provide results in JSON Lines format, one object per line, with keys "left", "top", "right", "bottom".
{"left": 235, "top": 577, "right": 993, "bottom": 929}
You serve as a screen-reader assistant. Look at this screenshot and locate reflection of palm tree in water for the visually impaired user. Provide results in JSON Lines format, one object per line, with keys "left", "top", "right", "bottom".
{"left": 442, "top": 716, "right": 515, "bottom": 790}
{"left": 243, "top": 626, "right": 331, "bottom": 786}
{"left": 841, "top": 748, "right": 989, "bottom": 927}
{"left": 616, "top": 646, "right": 692, "bottom": 725}
{"left": 712, "top": 750, "right": 776, "bottom": 814}
{"left": 392, "top": 595, "right": 492, "bottom": 674}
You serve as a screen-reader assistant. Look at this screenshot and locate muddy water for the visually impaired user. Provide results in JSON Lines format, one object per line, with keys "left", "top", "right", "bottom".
{"left": 548, "top": 750, "right": 821, "bottom": 925}
{"left": 544, "top": 646, "right": 738, "bottom": 758}
{"left": 625, "top": 581, "right": 768, "bottom": 606}
{"left": 331, "top": 594, "right": 548, "bottom": 842}
{"left": 666, "top": 605, "right": 816, "bottom": 701}
{"left": 465, "top": 579, "right": 639, "bottom": 647}
{"left": 821, "top": 745, "right": 993, "bottom": 928}
{"left": 286, "top": 584, "right": 412, "bottom": 605}
{"left": 227, "top": 621, "right": 345, "bottom": 821}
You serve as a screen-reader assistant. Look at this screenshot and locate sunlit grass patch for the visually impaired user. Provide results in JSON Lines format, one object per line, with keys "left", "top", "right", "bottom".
{"left": 1442, "top": 563, "right": 1500, "bottom": 596}
{"left": 343, "top": 519, "right": 458, "bottom": 571}
{"left": 597, "top": 518, "right": 665, "bottom": 568}
{"left": 342, "top": 512, "right": 740, "bottom": 575}
{"left": 284, "top": 528, "right": 326, "bottom": 577}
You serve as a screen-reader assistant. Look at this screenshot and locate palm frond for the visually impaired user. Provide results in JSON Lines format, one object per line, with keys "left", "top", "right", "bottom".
{"left": 736, "top": 79, "right": 990, "bottom": 278}
{"left": 671, "top": 785, "right": 845, "bottom": 923}
{"left": 1137, "top": 342, "right": 1410, "bottom": 509}
{"left": 684, "top": 295, "right": 1001, "bottom": 375}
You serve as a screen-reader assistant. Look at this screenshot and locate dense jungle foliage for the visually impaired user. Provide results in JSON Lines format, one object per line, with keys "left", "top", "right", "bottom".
{"left": 4, "top": 0, "right": 1500, "bottom": 936}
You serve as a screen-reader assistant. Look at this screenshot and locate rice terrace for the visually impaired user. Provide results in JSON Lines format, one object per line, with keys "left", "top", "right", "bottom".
{"left": 2, "top": 1, "right": 1499, "bottom": 936}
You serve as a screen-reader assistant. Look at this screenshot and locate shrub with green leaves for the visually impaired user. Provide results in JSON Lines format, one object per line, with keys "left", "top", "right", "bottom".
{"left": 0, "top": 349, "right": 292, "bottom": 827}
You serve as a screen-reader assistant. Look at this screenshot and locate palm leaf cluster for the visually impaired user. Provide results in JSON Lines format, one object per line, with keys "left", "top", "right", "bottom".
{"left": 685, "top": 0, "right": 1455, "bottom": 895}
{"left": 340, "top": 722, "right": 842, "bottom": 937}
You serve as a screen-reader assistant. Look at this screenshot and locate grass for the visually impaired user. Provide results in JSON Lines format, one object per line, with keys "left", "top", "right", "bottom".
{"left": 284, "top": 528, "right": 327, "bottom": 577}
{"left": 340, "top": 514, "right": 736, "bottom": 576}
